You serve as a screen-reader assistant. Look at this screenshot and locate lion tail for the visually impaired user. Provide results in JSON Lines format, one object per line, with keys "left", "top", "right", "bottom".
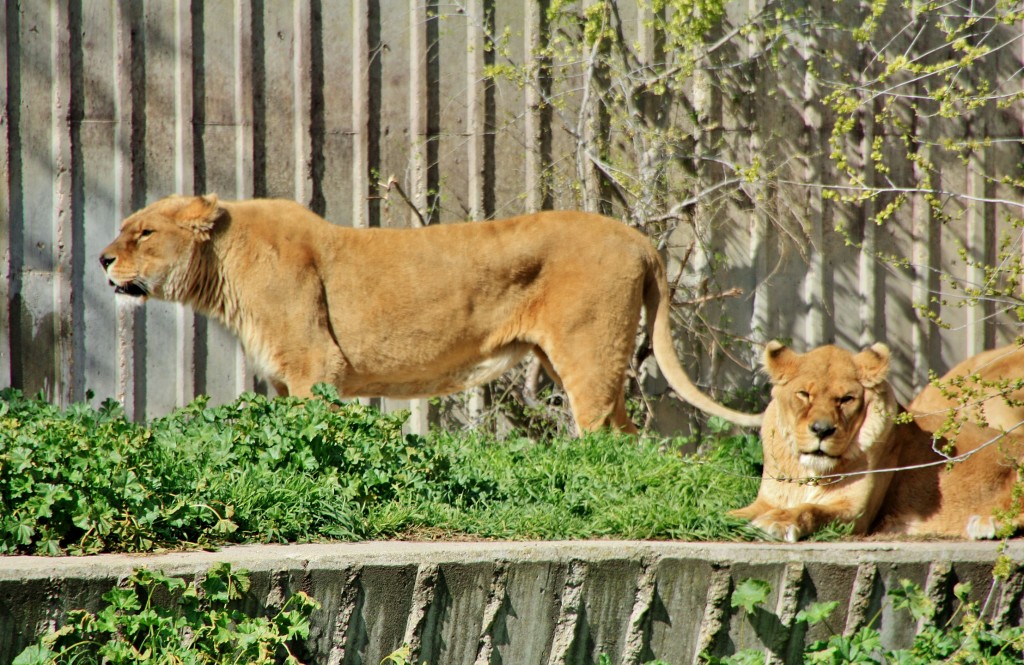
{"left": 643, "top": 256, "right": 763, "bottom": 428}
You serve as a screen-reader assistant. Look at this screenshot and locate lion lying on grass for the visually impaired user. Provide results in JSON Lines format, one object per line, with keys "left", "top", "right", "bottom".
{"left": 99, "top": 194, "right": 762, "bottom": 433}
{"left": 729, "top": 342, "right": 1024, "bottom": 541}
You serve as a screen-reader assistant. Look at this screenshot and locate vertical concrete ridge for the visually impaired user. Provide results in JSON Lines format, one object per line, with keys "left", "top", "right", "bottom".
{"left": 845, "top": 562, "right": 879, "bottom": 633}
{"left": 693, "top": 563, "right": 733, "bottom": 662}
{"left": 49, "top": 0, "right": 75, "bottom": 405}
{"left": 402, "top": 562, "right": 441, "bottom": 662}
{"left": 767, "top": 561, "right": 806, "bottom": 664}
{"left": 990, "top": 563, "right": 1024, "bottom": 629}
{"left": 775, "top": 561, "right": 806, "bottom": 628}
{"left": 326, "top": 566, "right": 364, "bottom": 665}
{"left": 264, "top": 569, "right": 290, "bottom": 612}
{"left": 38, "top": 578, "right": 63, "bottom": 642}
{"left": 474, "top": 561, "right": 510, "bottom": 665}
{"left": 546, "top": 559, "right": 588, "bottom": 665}
{"left": 921, "top": 560, "right": 953, "bottom": 631}
{"left": 619, "top": 556, "right": 658, "bottom": 665}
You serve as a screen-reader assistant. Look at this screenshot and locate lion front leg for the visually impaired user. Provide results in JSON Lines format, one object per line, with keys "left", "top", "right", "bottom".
{"left": 745, "top": 502, "right": 862, "bottom": 543}
{"left": 748, "top": 506, "right": 818, "bottom": 542}
{"left": 727, "top": 498, "right": 773, "bottom": 522}
{"left": 269, "top": 336, "right": 348, "bottom": 400}
{"left": 727, "top": 499, "right": 809, "bottom": 542}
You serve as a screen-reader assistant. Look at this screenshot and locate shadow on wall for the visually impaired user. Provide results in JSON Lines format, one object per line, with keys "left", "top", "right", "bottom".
{"left": 10, "top": 297, "right": 60, "bottom": 402}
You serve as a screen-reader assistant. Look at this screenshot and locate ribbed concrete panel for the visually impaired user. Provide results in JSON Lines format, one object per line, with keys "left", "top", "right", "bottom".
{"left": 0, "top": 541, "right": 1021, "bottom": 665}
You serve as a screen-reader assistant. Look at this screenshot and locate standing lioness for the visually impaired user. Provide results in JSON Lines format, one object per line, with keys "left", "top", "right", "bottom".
{"left": 99, "top": 194, "right": 762, "bottom": 432}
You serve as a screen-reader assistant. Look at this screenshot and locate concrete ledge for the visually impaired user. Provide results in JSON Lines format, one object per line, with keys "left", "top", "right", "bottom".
{"left": 2, "top": 540, "right": 1022, "bottom": 664}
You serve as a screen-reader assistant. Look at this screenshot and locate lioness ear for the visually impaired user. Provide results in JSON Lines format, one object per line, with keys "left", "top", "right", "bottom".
{"left": 854, "top": 343, "right": 890, "bottom": 387}
{"left": 176, "top": 194, "right": 223, "bottom": 238}
{"left": 763, "top": 340, "right": 800, "bottom": 385}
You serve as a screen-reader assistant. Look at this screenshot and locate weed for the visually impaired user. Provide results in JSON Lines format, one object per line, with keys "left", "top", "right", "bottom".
{"left": 13, "top": 563, "right": 319, "bottom": 665}
{"left": 704, "top": 575, "right": 1024, "bottom": 664}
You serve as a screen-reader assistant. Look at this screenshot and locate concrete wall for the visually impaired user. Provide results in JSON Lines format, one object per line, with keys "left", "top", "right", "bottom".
{"left": 2, "top": 1, "right": 1023, "bottom": 428}
{"left": 2, "top": 541, "right": 1022, "bottom": 664}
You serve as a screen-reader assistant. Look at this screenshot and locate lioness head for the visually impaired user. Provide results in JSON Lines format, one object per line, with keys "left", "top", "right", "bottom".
{"left": 99, "top": 195, "right": 224, "bottom": 302}
{"left": 763, "top": 341, "right": 894, "bottom": 476}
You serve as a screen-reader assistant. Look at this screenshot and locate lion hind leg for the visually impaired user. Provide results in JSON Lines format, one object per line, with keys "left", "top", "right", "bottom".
{"left": 514, "top": 305, "right": 639, "bottom": 433}
{"left": 966, "top": 510, "right": 1024, "bottom": 540}
{"left": 557, "top": 362, "right": 634, "bottom": 436}
{"left": 524, "top": 345, "right": 636, "bottom": 434}
{"left": 567, "top": 392, "right": 636, "bottom": 435}
{"left": 537, "top": 343, "right": 636, "bottom": 435}
{"left": 532, "top": 346, "right": 563, "bottom": 387}
{"left": 966, "top": 515, "right": 999, "bottom": 540}
{"left": 612, "top": 397, "right": 638, "bottom": 435}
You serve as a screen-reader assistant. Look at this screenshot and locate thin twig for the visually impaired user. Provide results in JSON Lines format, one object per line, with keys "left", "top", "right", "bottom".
{"left": 375, "top": 175, "right": 428, "bottom": 227}
{"left": 777, "top": 179, "right": 1024, "bottom": 210}
{"left": 647, "top": 178, "right": 746, "bottom": 223}
{"left": 677, "top": 287, "right": 744, "bottom": 307}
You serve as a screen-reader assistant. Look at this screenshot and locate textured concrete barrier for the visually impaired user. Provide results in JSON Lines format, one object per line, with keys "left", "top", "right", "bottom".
{"left": 1, "top": 540, "right": 1022, "bottom": 664}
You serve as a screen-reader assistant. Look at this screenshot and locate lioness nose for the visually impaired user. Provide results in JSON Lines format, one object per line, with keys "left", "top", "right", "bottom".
{"left": 809, "top": 420, "right": 836, "bottom": 439}
{"left": 99, "top": 254, "right": 115, "bottom": 270}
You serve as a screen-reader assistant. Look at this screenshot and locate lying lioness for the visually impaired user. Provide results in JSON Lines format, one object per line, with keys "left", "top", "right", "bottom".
{"left": 99, "top": 195, "right": 762, "bottom": 433}
{"left": 729, "top": 342, "right": 1024, "bottom": 541}
{"left": 909, "top": 342, "right": 1024, "bottom": 431}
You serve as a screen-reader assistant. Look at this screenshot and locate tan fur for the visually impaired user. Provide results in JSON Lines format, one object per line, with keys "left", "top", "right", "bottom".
{"left": 99, "top": 194, "right": 763, "bottom": 433}
{"left": 730, "top": 342, "right": 1024, "bottom": 541}
{"left": 728, "top": 342, "right": 900, "bottom": 541}
{"left": 873, "top": 411, "right": 1024, "bottom": 539}
{"left": 908, "top": 343, "right": 1024, "bottom": 432}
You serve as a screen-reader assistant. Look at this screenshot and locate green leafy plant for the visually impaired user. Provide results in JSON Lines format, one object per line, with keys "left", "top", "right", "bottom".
{"left": 0, "top": 386, "right": 478, "bottom": 554}
{"left": 730, "top": 578, "right": 771, "bottom": 614}
{"left": 0, "top": 386, "right": 765, "bottom": 554}
{"left": 0, "top": 391, "right": 166, "bottom": 554}
{"left": 13, "top": 563, "right": 319, "bottom": 665}
{"left": 704, "top": 575, "right": 1024, "bottom": 664}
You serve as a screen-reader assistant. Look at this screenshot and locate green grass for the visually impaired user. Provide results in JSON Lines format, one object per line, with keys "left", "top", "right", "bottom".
{"left": 0, "top": 385, "right": 765, "bottom": 555}
{"left": 412, "top": 427, "right": 763, "bottom": 540}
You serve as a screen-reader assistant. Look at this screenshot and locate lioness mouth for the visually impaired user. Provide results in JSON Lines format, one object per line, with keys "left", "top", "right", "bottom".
{"left": 800, "top": 449, "right": 841, "bottom": 475}
{"left": 112, "top": 281, "right": 148, "bottom": 298}
{"left": 800, "top": 450, "right": 839, "bottom": 467}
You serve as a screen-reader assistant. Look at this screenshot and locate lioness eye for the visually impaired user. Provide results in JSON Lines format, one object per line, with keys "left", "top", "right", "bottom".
{"left": 838, "top": 395, "right": 855, "bottom": 405}
{"left": 139, "top": 229, "right": 154, "bottom": 238}
{"left": 796, "top": 390, "right": 810, "bottom": 401}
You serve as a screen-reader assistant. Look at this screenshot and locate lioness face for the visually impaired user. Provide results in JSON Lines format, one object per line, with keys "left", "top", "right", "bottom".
{"left": 764, "top": 342, "right": 891, "bottom": 476}
{"left": 99, "top": 195, "right": 221, "bottom": 302}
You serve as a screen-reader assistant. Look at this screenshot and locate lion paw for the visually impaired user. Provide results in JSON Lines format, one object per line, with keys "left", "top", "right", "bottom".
{"left": 751, "top": 510, "right": 804, "bottom": 543}
{"left": 966, "top": 515, "right": 999, "bottom": 540}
